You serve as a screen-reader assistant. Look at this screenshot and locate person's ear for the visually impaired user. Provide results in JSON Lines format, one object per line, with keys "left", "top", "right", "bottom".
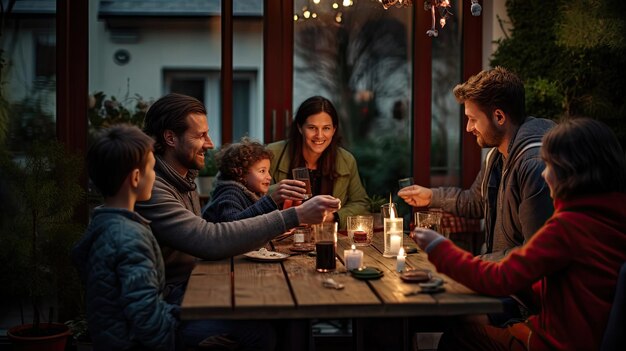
{"left": 129, "top": 168, "right": 141, "bottom": 189}
{"left": 164, "top": 130, "right": 177, "bottom": 147}
{"left": 493, "top": 109, "right": 506, "bottom": 126}
{"left": 297, "top": 125, "right": 303, "bottom": 135}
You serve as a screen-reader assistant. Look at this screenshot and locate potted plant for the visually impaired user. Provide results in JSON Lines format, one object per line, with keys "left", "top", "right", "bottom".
{"left": 367, "top": 194, "right": 389, "bottom": 230}
{"left": 195, "top": 148, "right": 218, "bottom": 196}
{"left": 65, "top": 316, "right": 92, "bottom": 351}
{"left": 0, "top": 140, "right": 85, "bottom": 350}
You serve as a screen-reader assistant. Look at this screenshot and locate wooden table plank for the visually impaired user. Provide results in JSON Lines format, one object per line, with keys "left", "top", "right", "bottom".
{"left": 181, "top": 259, "right": 232, "bottom": 320}
{"left": 284, "top": 250, "right": 380, "bottom": 307}
{"left": 233, "top": 256, "right": 294, "bottom": 308}
{"left": 181, "top": 232, "right": 502, "bottom": 320}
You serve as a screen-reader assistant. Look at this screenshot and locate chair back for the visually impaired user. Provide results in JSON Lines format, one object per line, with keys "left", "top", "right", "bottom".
{"left": 600, "top": 262, "right": 626, "bottom": 351}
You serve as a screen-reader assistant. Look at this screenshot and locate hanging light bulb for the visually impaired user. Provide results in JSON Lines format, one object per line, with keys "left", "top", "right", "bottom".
{"left": 335, "top": 12, "right": 343, "bottom": 23}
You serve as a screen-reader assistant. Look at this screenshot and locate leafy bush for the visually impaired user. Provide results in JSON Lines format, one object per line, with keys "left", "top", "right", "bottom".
{"left": 88, "top": 91, "right": 152, "bottom": 142}
{"left": 491, "top": 0, "right": 626, "bottom": 147}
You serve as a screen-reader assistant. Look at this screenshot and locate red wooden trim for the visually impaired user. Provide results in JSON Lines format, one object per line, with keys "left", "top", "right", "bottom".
{"left": 461, "top": 1, "right": 483, "bottom": 189}
{"left": 56, "top": 0, "right": 88, "bottom": 223}
{"left": 221, "top": 0, "right": 234, "bottom": 144}
{"left": 413, "top": 4, "right": 432, "bottom": 188}
{"left": 263, "top": 0, "right": 283, "bottom": 142}
{"left": 56, "top": 0, "right": 88, "bottom": 156}
{"left": 281, "top": 0, "right": 294, "bottom": 139}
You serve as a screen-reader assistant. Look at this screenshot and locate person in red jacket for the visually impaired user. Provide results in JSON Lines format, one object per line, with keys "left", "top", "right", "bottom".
{"left": 411, "top": 117, "right": 626, "bottom": 351}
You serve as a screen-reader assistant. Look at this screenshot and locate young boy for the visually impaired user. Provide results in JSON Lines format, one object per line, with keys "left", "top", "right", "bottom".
{"left": 72, "top": 125, "right": 179, "bottom": 350}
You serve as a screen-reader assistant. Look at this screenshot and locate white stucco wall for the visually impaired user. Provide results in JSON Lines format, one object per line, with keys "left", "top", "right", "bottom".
{"left": 88, "top": 2, "right": 265, "bottom": 144}
{"left": 482, "top": 0, "right": 511, "bottom": 69}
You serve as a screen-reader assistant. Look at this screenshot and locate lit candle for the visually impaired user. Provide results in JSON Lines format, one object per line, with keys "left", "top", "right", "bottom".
{"left": 353, "top": 228, "right": 368, "bottom": 243}
{"left": 390, "top": 233, "right": 402, "bottom": 255}
{"left": 396, "top": 247, "right": 406, "bottom": 272}
{"left": 344, "top": 244, "right": 363, "bottom": 270}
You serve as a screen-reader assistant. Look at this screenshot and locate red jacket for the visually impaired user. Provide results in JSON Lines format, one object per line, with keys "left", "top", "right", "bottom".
{"left": 428, "top": 192, "right": 626, "bottom": 350}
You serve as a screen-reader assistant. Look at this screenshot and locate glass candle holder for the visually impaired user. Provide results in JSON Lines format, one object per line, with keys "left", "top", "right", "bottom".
{"left": 347, "top": 215, "right": 374, "bottom": 246}
{"left": 383, "top": 217, "right": 403, "bottom": 257}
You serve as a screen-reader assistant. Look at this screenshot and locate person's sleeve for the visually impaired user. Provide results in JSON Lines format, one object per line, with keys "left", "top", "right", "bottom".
{"left": 206, "top": 191, "right": 278, "bottom": 222}
{"left": 517, "top": 156, "right": 554, "bottom": 244}
{"left": 136, "top": 181, "right": 299, "bottom": 260}
{"left": 427, "top": 218, "right": 572, "bottom": 296}
{"left": 335, "top": 153, "right": 370, "bottom": 229}
{"left": 430, "top": 163, "right": 486, "bottom": 219}
{"left": 116, "top": 230, "right": 178, "bottom": 350}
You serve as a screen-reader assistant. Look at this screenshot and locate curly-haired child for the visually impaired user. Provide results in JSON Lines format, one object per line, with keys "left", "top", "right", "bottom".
{"left": 202, "top": 137, "right": 306, "bottom": 222}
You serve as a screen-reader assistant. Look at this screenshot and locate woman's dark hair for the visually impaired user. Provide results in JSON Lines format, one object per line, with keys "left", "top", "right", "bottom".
{"left": 216, "top": 137, "right": 273, "bottom": 184}
{"left": 87, "top": 124, "right": 154, "bottom": 197}
{"left": 287, "top": 96, "right": 342, "bottom": 179}
{"left": 143, "top": 93, "right": 207, "bottom": 155}
{"left": 541, "top": 117, "right": 626, "bottom": 200}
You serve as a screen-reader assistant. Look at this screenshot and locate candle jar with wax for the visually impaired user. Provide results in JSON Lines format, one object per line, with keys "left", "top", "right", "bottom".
{"left": 347, "top": 215, "right": 374, "bottom": 246}
{"left": 396, "top": 247, "right": 406, "bottom": 272}
{"left": 344, "top": 244, "right": 364, "bottom": 270}
{"left": 382, "top": 202, "right": 403, "bottom": 257}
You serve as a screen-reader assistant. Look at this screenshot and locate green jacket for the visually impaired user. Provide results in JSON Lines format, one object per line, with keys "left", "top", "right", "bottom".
{"left": 267, "top": 140, "right": 370, "bottom": 229}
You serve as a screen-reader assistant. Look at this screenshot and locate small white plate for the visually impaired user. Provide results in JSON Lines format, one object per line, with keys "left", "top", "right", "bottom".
{"left": 243, "top": 249, "right": 289, "bottom": 262}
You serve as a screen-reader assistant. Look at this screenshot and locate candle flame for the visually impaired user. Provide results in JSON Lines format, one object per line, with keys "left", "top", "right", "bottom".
{"left": 351, "top": 244, "right": 356, "bottom": 250}
{"left": 398, "top": 247, "right": 405, "bottom": 256}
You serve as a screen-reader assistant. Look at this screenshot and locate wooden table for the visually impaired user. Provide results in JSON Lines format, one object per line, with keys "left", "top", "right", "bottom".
{"left": 181, "top": 232, "right": 501, "bottom": 322}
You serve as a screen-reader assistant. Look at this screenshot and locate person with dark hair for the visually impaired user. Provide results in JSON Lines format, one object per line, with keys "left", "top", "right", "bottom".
{"left": 399, "top": 66, "right": 556, "bottom": 329}
{"left": 399, "top": 67, "right": 555, "bottom": 261}
{"left": 203, "top": 136, "right": 305, "bottom": 222}
{"left": 411, "top": 117, "right": 626, "bottom": 350}
{"left": 72, "top": 125, "right": 179, "bottom": 350}
{"left": 267, "top": 95, "right": 369, "bottom": 229}
{"left": 135, "top": 93, "right": 340, "bottom": 350}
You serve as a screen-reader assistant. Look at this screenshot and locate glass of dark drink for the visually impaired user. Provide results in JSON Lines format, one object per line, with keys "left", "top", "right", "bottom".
{"left": 292, "top": 167, "right": 312, "bottom": 200}
{"left": 313, "top": 222, "right": 337, "bottom": 272}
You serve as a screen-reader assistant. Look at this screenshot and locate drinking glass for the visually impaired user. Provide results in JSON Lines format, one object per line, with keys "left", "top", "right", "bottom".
{"left": 414, "top": 211, "right": 442, "bottom": 233}
{"left": 380, "top": 202, "right": 398, "bottom": 219}
{"left": 312, "top": 222, "right": 337, "bottom": 272}
{"left": 293, "top": 226, "right": 314, "bottom": 249}
{"left": 398, "top": 177, "right": 414, "bottom": 189}
{"left": 292, "top": 167, "right": 312, "bottom": 200}
{"left": 347, "top": 215, "right": 374, "bottom": 246}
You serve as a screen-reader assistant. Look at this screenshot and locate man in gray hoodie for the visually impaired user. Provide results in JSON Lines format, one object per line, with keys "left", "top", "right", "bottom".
{"left": 135, "top": 93, "right": 340, "bottom": 350}
{"left": 398, "top": 67, "right": 555, "bottom": 326}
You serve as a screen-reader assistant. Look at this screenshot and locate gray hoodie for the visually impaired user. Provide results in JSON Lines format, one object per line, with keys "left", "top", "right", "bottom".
{"left": 135, "top": 155, "right": 299, "bottom": 289}
{"left": 431, "top": 117, "right": 556, "bottom": 261}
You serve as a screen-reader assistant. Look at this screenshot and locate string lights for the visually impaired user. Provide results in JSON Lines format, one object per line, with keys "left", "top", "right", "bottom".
{"left": 294, "top": 0, "right": 482, "bottom": 37}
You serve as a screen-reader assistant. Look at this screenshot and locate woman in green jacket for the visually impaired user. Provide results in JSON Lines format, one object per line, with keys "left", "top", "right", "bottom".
{"left": 267, "top": 96, "right": 369, "bottom": 229}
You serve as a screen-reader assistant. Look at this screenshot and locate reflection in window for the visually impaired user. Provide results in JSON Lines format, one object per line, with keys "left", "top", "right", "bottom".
{"left": 431, "top": 1, "right": 462, "bottom": 187}
{"left": 1, "top": 3, "right": 57, "bottom": 153}
{"left": 164, "top": 70, "right": 258, "bottom": 145}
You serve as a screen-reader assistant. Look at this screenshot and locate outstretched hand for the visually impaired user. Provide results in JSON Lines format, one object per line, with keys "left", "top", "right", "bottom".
{"left": 409, "top": 227, "right": 443, "bottom": 250}
{"left": 294, "top": 195, "right": 341, "bottom": 225}
{"left": 270, "top": 179, "right": 307, "bottom": 205}
{"left": 397, "top": 185, "right": 433, "bottom": 207}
